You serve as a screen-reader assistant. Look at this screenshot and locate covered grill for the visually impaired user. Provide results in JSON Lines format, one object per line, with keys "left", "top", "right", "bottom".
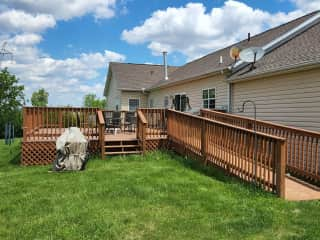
{"left": 52, "top": 127, "right": 88, "bottom": 171}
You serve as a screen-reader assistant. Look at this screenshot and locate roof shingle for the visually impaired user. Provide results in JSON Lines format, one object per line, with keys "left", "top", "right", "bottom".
{"left": 229, "top": 14, "right": 320, "bottom": 80}
{"left": 108, "top": 62, "right": 179, "bottom": 91}
{"left": 149, "top": 11, "right": 319, "bottom": 89}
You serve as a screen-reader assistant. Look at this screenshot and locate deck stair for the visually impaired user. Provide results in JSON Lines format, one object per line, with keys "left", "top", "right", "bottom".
{"left": 103, "top": 138, "right": 142, "bottom": 156}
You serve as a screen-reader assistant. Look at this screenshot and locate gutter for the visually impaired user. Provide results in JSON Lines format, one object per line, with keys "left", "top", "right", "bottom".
{"left": 147, "top": 67, "right": 227, "bottom": 91}
{"left": 228, "top": 61, "right": 320, "bottom": 83}
{"left": 229, "top": 12, "right": 320, "bottom": 73}
{"left": 118, "top": 88, "right": 150, "bottom": 93}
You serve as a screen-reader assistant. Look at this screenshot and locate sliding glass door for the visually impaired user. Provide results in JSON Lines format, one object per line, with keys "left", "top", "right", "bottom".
{"left": 174, "top": 94, "right": 187, "bottom": 112}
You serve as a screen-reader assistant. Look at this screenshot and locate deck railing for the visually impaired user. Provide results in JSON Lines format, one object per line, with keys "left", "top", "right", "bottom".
{"left": 136, "top": 108, "right": 167, "bottom": 154}
{"left": 23, "top": 107, "right": 99, "bottom": 141}
{"left": 200, "top": 109, "right": 320, "bottom": 183}
{"left": 102, "top": 110, "right": 137, "bottom": 132}
{"left": 168, "top": 109, "right": 287, "bottom": 198}
{"left": 139, "top": 108, "right": 167, "bottom": 139}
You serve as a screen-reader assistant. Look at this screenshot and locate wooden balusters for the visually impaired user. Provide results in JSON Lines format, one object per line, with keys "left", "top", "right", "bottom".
{"left": 139, "top": 108, "right": 167, "bottom": 139}
{"left": 23, "top": 107, "right": 100, "bottom": 142}
{"left": 168, "top": 109, "right": 286, "bottom": 198}
{"left": 200, "top": 108, "right": 320, "bottom": 184}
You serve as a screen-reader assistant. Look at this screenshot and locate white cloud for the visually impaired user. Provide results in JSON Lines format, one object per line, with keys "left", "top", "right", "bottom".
{"left": 9, "top": 33, "right": 42, "bottom": 46}
{"left": 2, "top": 47, "right": 125, "bottom": 106}
{"left": 0, "top": 9, "right": 55, "bottom": 33}
{"left": 2, "top": 0, "right": 117, "bottom": 20}
{"left": 291, "top": 0, "right": 320, "bottom": 12}
{"left": 0, "top": 0, "right": 124, "bottom": 106}
{"left": 122, "top": 0, "right": 317, "bottom": 60}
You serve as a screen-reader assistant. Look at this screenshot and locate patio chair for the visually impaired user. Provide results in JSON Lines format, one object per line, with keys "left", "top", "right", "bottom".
{"left": 104, "top": 111, "right": 112, "bottom": 133}
{"left": 123, "top": 111, "right": 136, "bottom": 132}
{"left": 105, "top": 111, "right": 122, "bottom": 133}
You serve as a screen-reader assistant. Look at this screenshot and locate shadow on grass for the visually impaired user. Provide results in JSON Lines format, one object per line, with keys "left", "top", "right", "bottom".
{"left": 165, "top": 150, "right": 268, "bottom": 196}
{"left": 167, "top": 151, "right": 231, "bottom": 181}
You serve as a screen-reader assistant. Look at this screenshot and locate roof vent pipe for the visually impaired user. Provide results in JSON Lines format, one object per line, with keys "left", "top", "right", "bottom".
{"left": 163, "top": 51, "right": 168, "bottom": 80}
{"left": 248, "top": 32, "right": 251, "bottom": 42}
{"left": 219, "top": 56, "right": 223, "bottom": 64}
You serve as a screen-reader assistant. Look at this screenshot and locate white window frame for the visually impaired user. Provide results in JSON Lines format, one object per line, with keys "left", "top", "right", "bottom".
{"left": 202, "top": 88, "right": 216, "bottom": 109}
{"left": 128, "top": 98, "right": 140, "bottom": 111}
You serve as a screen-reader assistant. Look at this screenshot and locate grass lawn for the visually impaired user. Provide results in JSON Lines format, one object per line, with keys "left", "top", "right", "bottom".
{"left": 1, "top": 140, "right": 320, "bottom": 239}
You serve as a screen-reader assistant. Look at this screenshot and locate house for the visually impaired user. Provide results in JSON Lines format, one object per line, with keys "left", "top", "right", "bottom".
{"left": 104, "top": 10, "right": 320, "bottom": 132}
{"left": 104, "top": 62, "right": 178, "bottom": 111}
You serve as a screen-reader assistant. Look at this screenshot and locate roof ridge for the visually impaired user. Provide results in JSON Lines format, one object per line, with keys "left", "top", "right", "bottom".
{"left": 109, "top": 61, "right": 179, "bottom": 68}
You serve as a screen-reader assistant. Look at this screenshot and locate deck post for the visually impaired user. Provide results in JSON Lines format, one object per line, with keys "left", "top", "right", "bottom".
{"left": 201, "top": 119, "right": 207, "bottom": 165}
{"left": 100, "top": 124, "right": 105, "bottom": 159}
{"left": 22, "top": 107, "right": 27, "bottom": 141}
{"left": 276, "top": 140, "right": 287, "bottom": 198}
{"left": 96, "top": 110, "right": 105, "bottom": 159}
{"left": 142, "top": 125, "right": 146, "bottom": 154}
{"left": 137, "top": 109, "right": 148, "bottom": 155}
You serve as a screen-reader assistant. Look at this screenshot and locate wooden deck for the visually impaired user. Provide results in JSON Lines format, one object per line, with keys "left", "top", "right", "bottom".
{"left": 285, "top": 177, "right": 320, "bottom": 201}
{"left": 21, "top": 106, "right": 320, "bottom": 200}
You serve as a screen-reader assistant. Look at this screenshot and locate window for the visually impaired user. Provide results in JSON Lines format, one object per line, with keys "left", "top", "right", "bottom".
{"left": 164, "top": 96, "right": 169, "bottom": 108}
{"left": 202, "top": 88, "right": 215, "bottom": 109}
{"left": 174, "top": 94, "right": 187, "bottom": 111}
{"left": 128, "top": 98, "right": 140, "bottom": 111}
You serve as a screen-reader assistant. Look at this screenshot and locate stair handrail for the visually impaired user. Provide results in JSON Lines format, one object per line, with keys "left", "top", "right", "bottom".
{"left": 137, "top": 109, "right": 147, "bottom": 153}
{"left": 97, "top": 110, "right": 105, "bottom": 158}
{"left": 200, "top": 109, "right": 320, "bottom": 138}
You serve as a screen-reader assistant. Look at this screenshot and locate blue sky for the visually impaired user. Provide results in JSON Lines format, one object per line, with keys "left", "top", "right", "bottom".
{"left": 0, "top": 0, "right": 318, "bottom": 106}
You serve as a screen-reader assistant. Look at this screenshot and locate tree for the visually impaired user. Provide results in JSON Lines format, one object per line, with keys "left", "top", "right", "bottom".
{"left": 0, "top": 68, "right": 24, "bottom": 138}
{"left": 31, "top": 88, "right": 49, "bottom": 107}
{"left": 83, "top": 94, "right": 107, "bottom": 109}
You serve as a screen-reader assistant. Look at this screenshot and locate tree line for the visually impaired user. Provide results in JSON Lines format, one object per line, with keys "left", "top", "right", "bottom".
{"left": 0, "top": 68, "right": 106, "bottom": 139}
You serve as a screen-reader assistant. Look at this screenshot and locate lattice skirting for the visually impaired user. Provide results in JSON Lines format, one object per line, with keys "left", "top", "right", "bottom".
{"left": 145, "top": 138, "right": 168, "bottom": 152}
{"left": 21, "top": 140, "right": 100, "bottom": 166}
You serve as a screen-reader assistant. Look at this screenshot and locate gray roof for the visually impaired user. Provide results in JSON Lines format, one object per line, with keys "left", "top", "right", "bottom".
{"left": 107, "top": 62, "right": 179, "bottom": 91}
{"left": 149, "top": 10, "right": 319, "bottom": 89}
{"left": 229, "top": 13, "right": 320, "bottom": 81}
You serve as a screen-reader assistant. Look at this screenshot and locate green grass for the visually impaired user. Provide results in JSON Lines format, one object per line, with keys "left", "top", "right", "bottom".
{"left": 0, "top": 140, "right": 320, "bottom": 239}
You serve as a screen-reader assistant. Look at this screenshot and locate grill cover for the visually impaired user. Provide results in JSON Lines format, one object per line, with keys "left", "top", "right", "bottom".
{"left": 52, "top": 127, "right": 88, "bottom": 171}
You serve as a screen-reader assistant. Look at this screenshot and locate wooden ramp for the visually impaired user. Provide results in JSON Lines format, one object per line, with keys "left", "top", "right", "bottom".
{"left": 285, "top": 177, "right": 320, "bottom": 201}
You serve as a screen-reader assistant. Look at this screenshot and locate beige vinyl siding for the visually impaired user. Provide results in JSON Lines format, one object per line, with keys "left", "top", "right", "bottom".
{"left": 105, "top": 76, "right": 121, "bottom": 110}
{"left": 148, "top": 75, "right": 228, "bottom": 111}
{"left": 120, "top": 91, "right": 148, "bottom": 111}
{"left": 232, "top": 68, "right": 320, "bottom": 132}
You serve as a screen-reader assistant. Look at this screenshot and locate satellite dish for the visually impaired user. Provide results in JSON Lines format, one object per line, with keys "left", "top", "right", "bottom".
{"left": 239, "top": 47, "right": 265, "bottom": 63}
{"left": 229, "top": 46, "right": 240, "bottom": 62}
